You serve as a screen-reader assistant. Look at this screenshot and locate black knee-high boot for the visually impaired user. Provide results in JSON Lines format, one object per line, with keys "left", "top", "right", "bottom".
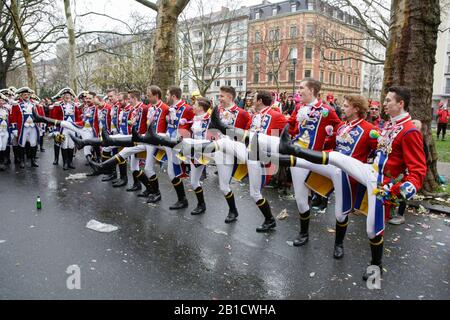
{"left": 101, "top": 151, "right": 116, "bottom": 181}
{"left": 89, "top": 154, "right": 126, "bottom": 176}
{"left": 67, "top": 148, "right": 75, "bottom": 169}
{"left": 13, "top": 145, "right": 20, "bottom": 164}
{"left": 0, "top": 151, "right": 5, "bottom": 171}
{"left": 334, "top": 216, "right": 349, "bottom": 259}
{"left": 169, "top": 177, "right": 188, "bottom": 210}
{"left": 39, "top": 135, "right": 45, "bottom": 152}
{"left": 126, "top": 170, "right": 142, "bottom": 192}
{"left": 279, "top": 125, "right": 329, "bottom": 164}
{"left": 255, "top": 198, "right": 276, "bottom": 232}
{"left": 4, "top": 146, "right": 11, "bottom": 165}
{"left": 30, "top": 146, "right": 39, "bottom": 167}
{"left": 191, "top": 187, "right": 206, "bottom": 215}
{"left": 224, "top": 191, "right": 239, "bottom": 223}
{"left": 112, "top": 161, "right": 128, "bottom": 188}
{"left": 137, "top": 172, "right": 153, "bottom": 197}
{"left": 61, "top": 148, "right": 69, "bottom": 170}
{"left": 69, "top": 133, "right": 103, "bottom": 150}
{"left": 147, "top": 175, "right": 161, "bottom": 203}
{"left": 293, "top": 211, "right": 310, "bottom": 246}
{"left": 17, "top": 146, "right": 25, "bottom": 168}
{"left": 53, "top": 144, "right": 60, "bottom": 165}
{"left": 362, "top": 235, "right": 384, "bottom": 281}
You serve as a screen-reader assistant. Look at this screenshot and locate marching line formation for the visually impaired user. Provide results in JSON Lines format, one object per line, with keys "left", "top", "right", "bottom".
{"left": 0, "top": 79, "right": 427, "bottom": 282}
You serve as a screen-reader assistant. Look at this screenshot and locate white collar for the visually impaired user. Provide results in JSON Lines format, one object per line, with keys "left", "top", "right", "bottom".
{"left": 390, "top": 111, "right": 409, "bottom": 124}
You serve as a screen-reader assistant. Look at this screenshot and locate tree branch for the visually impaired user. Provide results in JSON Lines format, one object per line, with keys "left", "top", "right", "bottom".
{"left": 135, "top": 0, "right": 158, "bottom": 12}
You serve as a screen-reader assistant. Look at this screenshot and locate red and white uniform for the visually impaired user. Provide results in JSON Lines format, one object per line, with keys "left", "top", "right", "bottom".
{"left": 130, "top": 102, "right": 148, "bottom": 135}
{"left": 288, "top": 99, "right": 341, "bottom": 150}
{"left": 327, "top": 113, "right": 427, "bottom": 238}
{"left": 147, "top": 100, "right": 169, "bottom": 134}
{"left": 9, "top": 99, "right": 42, "bottom": 147}
{"left": 246, "top": 106, "right": 287, "bottom": 136}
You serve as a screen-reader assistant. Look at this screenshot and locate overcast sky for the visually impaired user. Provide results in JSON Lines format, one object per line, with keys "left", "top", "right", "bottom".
{"left": 66, "top": 0, "right": 285, "bottom": 32}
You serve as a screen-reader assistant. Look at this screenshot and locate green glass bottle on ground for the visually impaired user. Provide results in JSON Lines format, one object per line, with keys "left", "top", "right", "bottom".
{"left": 36, "top": 196, "right": 42, "bottom": 210}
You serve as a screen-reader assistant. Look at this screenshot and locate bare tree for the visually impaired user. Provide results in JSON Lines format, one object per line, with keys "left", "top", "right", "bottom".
{"left": 135, "top": 0, "right": 190, "bottom": 96}
{"left": 311, "top": 0, "right": 388, "bottom": 66}
{"left": 249, "top": 21, "right": 292, "bottom": 92}
{"left": 382, "top": 0, "right": 441, "bottom": 194}
{"left": 1, "top": 0, "right": 66, "bottom": 90}
{"left": 179, "top": 1, "right": 246, "bottom": 96}
{"left": 63, "top": 0, "right": 77, "bottom": 91}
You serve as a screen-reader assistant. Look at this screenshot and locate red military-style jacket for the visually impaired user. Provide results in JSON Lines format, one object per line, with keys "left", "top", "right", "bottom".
{"left": 75, "top": 103, "right": 100, "bottom": 137}
{"left": 325, "top": 118, "right": 378, "bottom": 163}
{"left": 130, "top": 102, "right": 149, "bottom": 135}
{"left": 109, "top": 102, "right": 122, "bottom": 134}
{"left": 97, "top": 103, "right": 112, "bottom": 134}
{"left": 50, "top": 101, "right": 82, "bottom": 123}
{"left": 288, "top": 99, "right": 341, "bottom": 151}
{"left": 166, "top": 100, "right": 195, "bottom": 138}
{"left": 9, "top": 99, "right": 43, "bottom": 142}
{"left": 118, "top": 104, "right": 134, "bottom": 135}
{"left": 246, "top": 105, "right": 287, "bottom": 136}
{"left": 218, "top": 104, "right": 251, "bottom": 130}
{"left": 374, "top": 113, "right": 427, "bottom": 199}
{"left": 147, "top": 100, "right": 169, "bottom": 134}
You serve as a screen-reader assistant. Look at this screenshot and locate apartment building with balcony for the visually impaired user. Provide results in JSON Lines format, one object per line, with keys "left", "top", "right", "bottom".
{"left": 247, "top": 0, "right": 364, "bottom": 101}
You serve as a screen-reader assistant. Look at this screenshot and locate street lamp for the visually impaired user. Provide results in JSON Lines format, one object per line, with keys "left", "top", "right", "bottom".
{"left": 292, "top": 58, "right": 297, "bottom": 96}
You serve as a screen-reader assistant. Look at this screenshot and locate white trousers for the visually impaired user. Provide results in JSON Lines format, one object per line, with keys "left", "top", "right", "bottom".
{"left": 328, "top": 152, "right": 380, "bottom": 239}
{"left": 0, "top": 132, "right": 8, "bottom": 151}
{"left": 20, "top": 127, "right": 38, "bottom": 147}
{"left": 60, "top": 121, "right": 94, "bottom": 157}
{"left": 215, "top": 138, "right": 264, "bottom": 202}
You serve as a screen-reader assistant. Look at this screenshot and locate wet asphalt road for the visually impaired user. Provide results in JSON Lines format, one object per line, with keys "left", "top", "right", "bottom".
{"left": 0, "top": 141, "right": 449, "bottom": 300}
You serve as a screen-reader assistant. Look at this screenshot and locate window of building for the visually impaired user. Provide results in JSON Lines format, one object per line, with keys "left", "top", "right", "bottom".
{"left": 307, "top": 0, "right": 314, "bottom": 10}
{"left": 255, "top": 31, "right": 262, "bottom": 43}
{"left": 445, "top": 78, "right": 450, "bottom": 93}
{"left": 225, "top": 80, "right": 232, "bottom": 86}
{"left": 183, "top": 84, "right": 189, "bottom": 92}
{"left": 290, "top": 25, "right": 298, "bottom": 38}
{"left": 341, "top": 54, "right": 344, "bottom": 65}
{"left": 355, "top": 76, "right": 359, "bottom": 87}
{"left": 291, "top": 4, "right": 297, "bottom": 12}
{"left": 269, "top": 29, "right": 280, "bottom": 41}
{"left": 254, "top": 52, "right": 260, "bottom": 63}
{"left": 268, "top": 72, "right": 273, "bottom": 83}
{"left": 272, "top": 7, "right": 278, "bottom": 16}
{"left": 255, "top": 11, "right": 260, "bottom": 20}
{"left": 238, "top": 51, "right": 243, "bottom": 58}
{"left": 347, "top": 75, "right": 351, "bottom": 86}
{"left": 320, "top": 70, "right": 324, "bottom": 82}
{"left": 306, "top": 24, "right": 315, "bottom": 37}
{"left": 304, "top": 69, "right": 312, "bottom": 78}
{"left": 215, "top": 80, "right": 220, "bottom": 87}
{"left": 215, "top": 67, "right": 220, "bottom": 74}
{"left": 226, "top": 66, "right": 232, "bottom": 74}
{"left": 254, "top": 72, "right": 259, "bottom": 83}
{"left": 305, "top": 47, "right": 312, "bottom": 60}
{"left": 237, "top": 65, "right": 244, "bottom": 73}
{"left": 340, "top": 74, "right": 343, "bottom": 85}
{"left": 289, "top": 69, "right": 295, "bottom": 82}
{"left": 236, "top": 79, "right": 243, "bottom": 87}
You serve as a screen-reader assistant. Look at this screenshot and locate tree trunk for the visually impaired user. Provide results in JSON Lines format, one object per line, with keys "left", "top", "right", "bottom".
{"left": 64, "top": 0, "right": 77, "bottom": 92}
{"left": 10, "top": 0, "right": 36, "bottom": 91}
{"left": 150, "top": 3, "right": 179, "bottom": 96}
{"left": 381, "top": 0, "right": 441, "bottom": 193}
